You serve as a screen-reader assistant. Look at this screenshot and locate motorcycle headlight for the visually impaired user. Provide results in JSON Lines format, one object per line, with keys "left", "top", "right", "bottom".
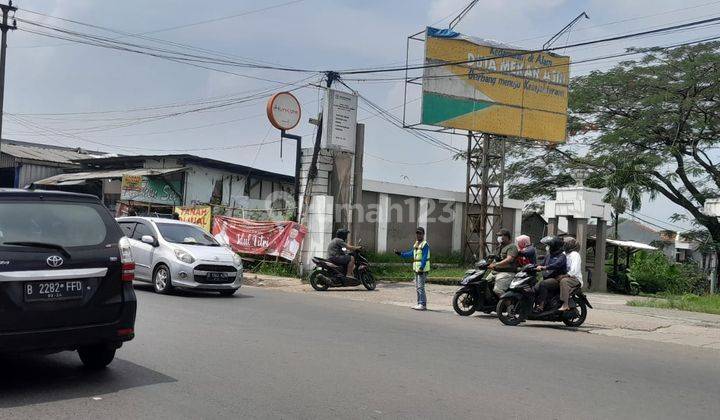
{"left": 510, "top": 278, "right": 525, "bottom": 289}
{"left": 174, "top": 248, "right": 195, "bottom": 264}
{"left": 233, "top": 253, "right": 243, "bottom": 268}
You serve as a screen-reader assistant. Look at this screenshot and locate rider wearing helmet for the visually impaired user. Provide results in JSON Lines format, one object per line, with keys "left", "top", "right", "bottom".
{"left": 327, "top": 228, "right": 361, "bottom": 279}
{"left": 534, "top": 235, "right": 568, "bottom": 311}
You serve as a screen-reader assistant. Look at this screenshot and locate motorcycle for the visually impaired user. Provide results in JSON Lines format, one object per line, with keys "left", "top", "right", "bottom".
{"left": 452, "top": 256, "right": 498, "bottom": 316}
{"left": 606, "top": 271, "right": 641, "bottom": 296}
{"left": 309, "top": 249, "right": 376, "bottom": 291}
{"left": 496, "top": 264, "right": 592, "bottom": 327}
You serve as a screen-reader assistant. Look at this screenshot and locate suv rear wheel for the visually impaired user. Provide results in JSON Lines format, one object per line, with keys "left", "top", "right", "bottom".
{"left": 153, "top": 264, "right": 174, "bottom": 294}
{"left": 78, "top": 344, "right": 116, "bottom": 369}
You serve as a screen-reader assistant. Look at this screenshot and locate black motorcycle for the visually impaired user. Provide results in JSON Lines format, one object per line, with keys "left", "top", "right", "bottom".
{"left": 452, "top": 256, "right": 498, "bottom": 316}
{"left": 496, "top": 264, "right": 592, "bottom": 327}
{"left": 310, "top": 249, "right": 376, "bottom": 291}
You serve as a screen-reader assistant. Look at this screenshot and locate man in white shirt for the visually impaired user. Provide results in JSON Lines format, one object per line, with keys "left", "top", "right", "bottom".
{"left": 560, "top": 237, "right": 583, "bottom": 312}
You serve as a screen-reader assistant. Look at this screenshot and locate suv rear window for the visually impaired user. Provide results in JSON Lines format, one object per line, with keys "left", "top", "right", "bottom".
{"left": 0, "top": 201, "right": 109, "bottom": 248}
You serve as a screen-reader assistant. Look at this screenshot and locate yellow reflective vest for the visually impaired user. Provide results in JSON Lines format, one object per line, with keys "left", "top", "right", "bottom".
{"left": 413, "top": 240, "right": 430, "bottom": 273}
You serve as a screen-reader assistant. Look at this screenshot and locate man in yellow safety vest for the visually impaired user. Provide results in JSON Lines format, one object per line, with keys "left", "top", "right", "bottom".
{"left": 395, "top": 227, "right": 431, "bottom": 311}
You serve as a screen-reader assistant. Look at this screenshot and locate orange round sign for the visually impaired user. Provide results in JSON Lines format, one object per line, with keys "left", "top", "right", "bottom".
{"left": 266, "top": 92, "right": 301, "bottom": 131}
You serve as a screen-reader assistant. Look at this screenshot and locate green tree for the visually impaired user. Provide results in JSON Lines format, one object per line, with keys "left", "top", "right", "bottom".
{"left": 506, "top": 42, "right": 720, "bottom": 284}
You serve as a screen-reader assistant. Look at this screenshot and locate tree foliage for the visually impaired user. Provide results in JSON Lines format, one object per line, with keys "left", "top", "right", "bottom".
{"left": 507, "top": 42, "right": 720, "bottom": 253}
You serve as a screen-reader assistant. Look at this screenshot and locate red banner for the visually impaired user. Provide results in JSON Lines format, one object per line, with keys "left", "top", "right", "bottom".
{"left": 211, "top": 216, "right": 307, "bottom": 261}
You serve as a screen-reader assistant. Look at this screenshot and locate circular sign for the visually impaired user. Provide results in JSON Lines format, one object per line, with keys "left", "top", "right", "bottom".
{"left": 266, "top": 92, "right": 301, "bottom": 131}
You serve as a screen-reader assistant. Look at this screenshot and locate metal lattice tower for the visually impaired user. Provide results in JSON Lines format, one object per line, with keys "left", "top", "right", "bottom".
{"left": 463, "top": 132, "right": 505, "bottom": 261}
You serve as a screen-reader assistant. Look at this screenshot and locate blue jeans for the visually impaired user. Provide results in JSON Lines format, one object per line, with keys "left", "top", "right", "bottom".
{"left": 415, "top": 272, "right": 427, "bottom": 306}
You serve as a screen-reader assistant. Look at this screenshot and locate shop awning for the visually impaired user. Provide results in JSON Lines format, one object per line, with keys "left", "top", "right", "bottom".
{"left": 32, "top": 168, "right": 185, "bottom": 186}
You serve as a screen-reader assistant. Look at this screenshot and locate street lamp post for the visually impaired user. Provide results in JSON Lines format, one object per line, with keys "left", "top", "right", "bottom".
{"left": 703, "top": 198, "right": 720, "bottom": 294}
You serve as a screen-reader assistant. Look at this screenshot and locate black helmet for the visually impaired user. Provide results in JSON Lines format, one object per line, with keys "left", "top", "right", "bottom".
{"left": 540, "top": 235, "right": 564, "bottom": 253}
{"left": 335, "top": 228, "right": 350, "bottom": 241}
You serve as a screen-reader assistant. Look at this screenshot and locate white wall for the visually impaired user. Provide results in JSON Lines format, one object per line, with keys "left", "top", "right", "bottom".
{"left": 183, "top": 164, "right": 249, "bottom": 208}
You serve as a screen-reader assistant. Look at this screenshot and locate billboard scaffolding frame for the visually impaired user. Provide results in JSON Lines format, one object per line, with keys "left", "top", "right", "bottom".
{"left": 402, "top": 29, "right": 507, "bottom": 261}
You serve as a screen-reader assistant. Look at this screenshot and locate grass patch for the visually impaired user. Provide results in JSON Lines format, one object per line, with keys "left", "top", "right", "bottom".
{"left": 364, "top": 251, "right": 464, "bottom": 265}
{"left": 246, "top": 260, "right": 299, "bottom": 278}
{"left": 627, "top": 294, "right": 720, "bottom": 315}
{"left": 373, "top": 265, "right": 468, "bottom": 282}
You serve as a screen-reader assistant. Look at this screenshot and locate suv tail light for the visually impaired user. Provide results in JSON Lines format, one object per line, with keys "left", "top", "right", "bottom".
{"left": 119, "top": 237, "right": 135, "bottom": 282}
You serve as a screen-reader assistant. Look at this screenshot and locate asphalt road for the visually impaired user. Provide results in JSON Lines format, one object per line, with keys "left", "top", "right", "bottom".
{"left": 1, "top": 285, "right": 719, "bottom": 420}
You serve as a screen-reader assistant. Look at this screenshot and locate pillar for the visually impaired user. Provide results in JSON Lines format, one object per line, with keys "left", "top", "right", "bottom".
{"left": 299, "top": 195, "right": 334, "bottom": 275}
{"left": 547, "top": 217, "right": 558, "bottom": 236}
{"left": 593, "top": 219, "right": 608, "bottom": 292}
{"left": 376, "top": 193, "right": 390, "bottom": 253}
{"left": 451, "top": 202, "right": 463, "bottom": 253}
{"left": 567, "top": 217, "right": 577, "bottom": 236}
{"left": 418, "top": 198, "right": 429, "bottom": 238}
{"left": 576, "top": 218, "right": 589, "bottom": 291}
{"left": 513, "top": 209, "right": 522, "bottom": 240}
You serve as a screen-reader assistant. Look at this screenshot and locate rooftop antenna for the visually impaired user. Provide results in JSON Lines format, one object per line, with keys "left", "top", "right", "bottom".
{"left": 543, "top": 12, "right": 589, "bottom": 49}
{"left": 448, "top": 0, "right": 480, "bottom": 29}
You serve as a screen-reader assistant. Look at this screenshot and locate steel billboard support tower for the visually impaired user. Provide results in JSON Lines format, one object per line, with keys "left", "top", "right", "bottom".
{"left": 464, "top": 132, "right": 505, "bottom": 260}
{"left": 0, "top": 1, "right": 16, "bottom": 158}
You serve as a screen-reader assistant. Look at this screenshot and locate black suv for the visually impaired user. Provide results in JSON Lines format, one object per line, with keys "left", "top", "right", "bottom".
{"left": 0, "top": 189, "right": 136, "bottom": 369}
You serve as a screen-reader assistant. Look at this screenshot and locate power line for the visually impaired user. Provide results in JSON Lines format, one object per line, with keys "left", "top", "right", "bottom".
{"left": 15, "top": 17, "right": 319, "bottom": 82}
{"left": 336, "top": 15, "right": 720, "bottom": 75}
{"left": 509, "top": 0, "right": 720, "bottom": 45}
{"left": 16, "top": 0, "right": 305, "bottom": 58}
{"left": 342, "top": 34, "right": 720, "bottom": 83}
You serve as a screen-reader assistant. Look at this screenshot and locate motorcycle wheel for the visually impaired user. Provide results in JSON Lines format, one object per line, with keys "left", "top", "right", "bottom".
{"left": 628, "top": 282, "right": 641, "bottom": 296}
{"left": 309, "top": 271, "right": 330, "bottom": 291}
{"left": 496, "top": 297, "right": 523, "bottom": 326}
{"left": 452, "top": 290, "right": 476, "bottom": 316}
{"left": 361, "top": 272, "right": 377, "bottom": 291}
{"left": 562, "top": 300, "right": 588, "bottom": 327}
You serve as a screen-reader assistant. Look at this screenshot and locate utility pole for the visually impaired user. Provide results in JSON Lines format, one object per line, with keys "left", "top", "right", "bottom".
{"left": 0, "top": 0, "right": 17, "bottom": 158}
{"left": 298, "top": 71, "right": 338, "bottom": 226}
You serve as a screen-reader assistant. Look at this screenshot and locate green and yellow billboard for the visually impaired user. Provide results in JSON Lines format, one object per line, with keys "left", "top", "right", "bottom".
{"left": 421, "top": 27, "right": 570, "bottom": 143}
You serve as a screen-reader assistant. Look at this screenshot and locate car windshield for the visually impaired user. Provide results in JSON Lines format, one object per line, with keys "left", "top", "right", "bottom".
{"left": 0, "top": 201, "right": 108, "bottom": 248}
{"left": 156, "top": 223, "right": 219, "bottom": 246}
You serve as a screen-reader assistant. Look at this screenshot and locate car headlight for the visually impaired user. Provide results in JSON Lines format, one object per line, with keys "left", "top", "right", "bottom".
{"left": 233, "top": 253, "right": 242, "bottom": 268}
{"left": 174, "top": 248, "right": 195, "bottom": 264}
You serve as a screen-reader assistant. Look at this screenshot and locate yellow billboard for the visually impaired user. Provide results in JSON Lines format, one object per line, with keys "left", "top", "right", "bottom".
{"left": 421, "top": 27, "right": 569, "bottom": 143}
{"left": 174, "top": 206, "right": 212, "bottom": 232}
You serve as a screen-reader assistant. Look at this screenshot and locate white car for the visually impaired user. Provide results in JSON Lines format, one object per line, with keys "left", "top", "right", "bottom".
{"left": 116, "top": 217, "right": 243, "bottom": 296}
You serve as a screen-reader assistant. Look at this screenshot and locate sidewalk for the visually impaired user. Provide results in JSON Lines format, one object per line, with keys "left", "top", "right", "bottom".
{"left": 244, "top": 273, "right": 720, "bottom": 351}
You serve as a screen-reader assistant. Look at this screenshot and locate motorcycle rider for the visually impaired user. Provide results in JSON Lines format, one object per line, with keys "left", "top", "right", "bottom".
{"left": 327, "top": 228, "right": 361, "bottom": 280}
{"left": 516, "top": 234, "right": 537, "bottom": 266}
{"left": 488, "top": 229, "right": 519, "bottom": 297}
{"left": 534, "top": 236, "right": 568, "bottom": 312}
{"left": 558, "top": 237, "right": 583, "bottom": 311}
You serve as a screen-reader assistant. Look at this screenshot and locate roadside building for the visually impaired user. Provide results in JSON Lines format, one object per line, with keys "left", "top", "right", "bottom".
{"left": 33, "top": 154, "right": 294, "bottom": 215}
{"left": 355, "top": 180, "right": 525, "bottom": 257}
{"left": 0, "top": 139, "right": 109, "bottom": 188}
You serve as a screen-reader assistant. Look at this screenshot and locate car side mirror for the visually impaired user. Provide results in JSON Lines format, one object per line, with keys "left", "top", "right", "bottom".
{"left": 141, "top": 235, "right": 157, "bottom": 246}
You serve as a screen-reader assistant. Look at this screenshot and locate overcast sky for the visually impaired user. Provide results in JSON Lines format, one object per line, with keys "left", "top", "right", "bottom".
{"left": 5, "top": 0, "right": 719, "bottom": 231}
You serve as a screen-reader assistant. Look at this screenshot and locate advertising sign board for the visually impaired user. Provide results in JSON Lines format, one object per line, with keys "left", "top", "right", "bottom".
{"left": 267, "top": 92, "right": 302, "bottom": 131}
{"left": 120, "top": 175, "right": 182, "bottom": 206}
{"left": 321, "top": 88, "right": 358, "bottom": 152}
{"left": 212, "top": 216, "right": 307, "bottom": 261}
{"left": 174, "top": 206, "right": 213, "bottom": 231}
{"left": 421, "top": 27, "right": 570, "bottom": 143}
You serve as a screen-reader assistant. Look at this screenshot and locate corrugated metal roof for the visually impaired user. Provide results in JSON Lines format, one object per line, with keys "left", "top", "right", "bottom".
{"left": 0, "top": 140, "right": 108, "bottom": 165}
{"left": 33, "top": 168, "right": 185, "bottom": 185}
{"left": 606, "top": 239, "right": 658, "bottom": 251}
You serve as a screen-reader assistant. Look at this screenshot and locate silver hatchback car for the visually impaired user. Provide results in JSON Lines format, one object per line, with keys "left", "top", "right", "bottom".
{"left": 116, "top": 217, "right": 243, "bottom": 296}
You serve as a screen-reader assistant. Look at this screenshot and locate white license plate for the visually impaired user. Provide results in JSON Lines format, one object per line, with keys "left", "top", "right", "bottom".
{"left": 24, "top": 281, "right": 84, "bottom": 302}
